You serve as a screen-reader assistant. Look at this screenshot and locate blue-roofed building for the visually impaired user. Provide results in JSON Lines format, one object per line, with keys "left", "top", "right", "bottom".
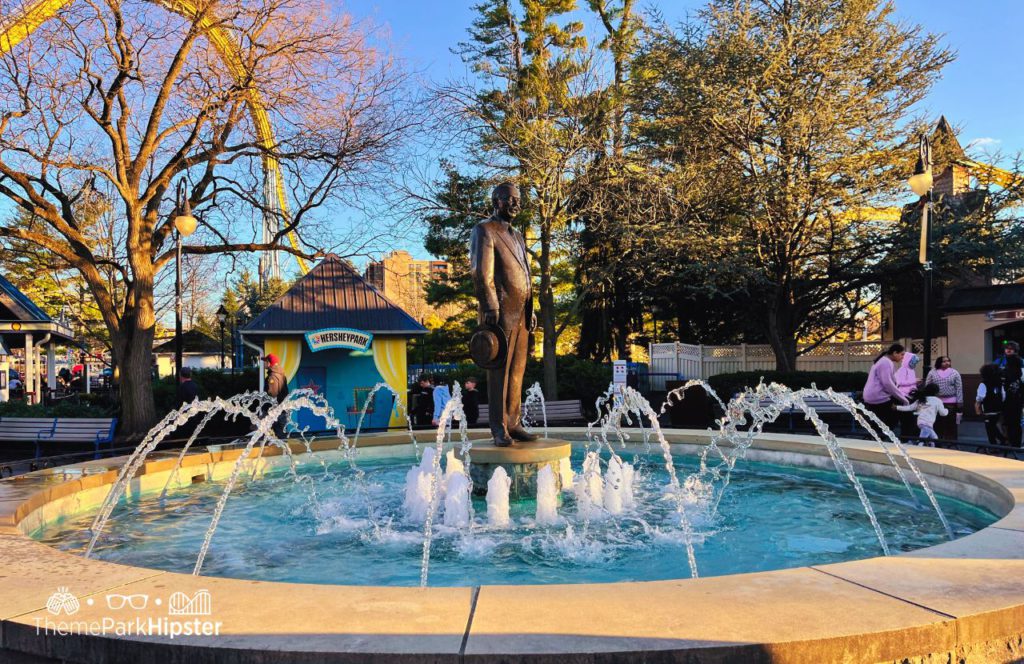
{"left": 0, "top": 274, "right": 75, "bottom": 403}
{"left": 240, "top": 255, "right": 426, "bottom": 432}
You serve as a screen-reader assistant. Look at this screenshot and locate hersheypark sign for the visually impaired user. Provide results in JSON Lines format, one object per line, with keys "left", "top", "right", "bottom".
{"left": 304, "top": 328, "right": 373, "bottom": 352}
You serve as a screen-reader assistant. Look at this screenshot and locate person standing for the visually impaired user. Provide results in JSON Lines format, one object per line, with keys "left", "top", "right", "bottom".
{"left": 432, "top": 379, "right": 452, "bottom": 427}
{"left": 975, "top": 363, "right": 1006, "bottom": 446}
{"left": 265, "top": 354, "right": 289, "bottom": 437}
{"left": 1002, "top": 341, "right": 1023, "bottom": 448}
{"left": 265, "top": 354, "right": 289, "bottom": 403}
{"left": 413, "top": 375, "right": 434, "bottom": 427}
{"left": 894, "top": 352, "right": 920, "bottom": 438}
{"left": 462, "top": 377, "right": 480, "bottom": 427}
{"left": 177, "top": 366, "right": 200, "bottom": 405}
{"left": 924, "top": 356, "right": 963, "bottom": 440}
{"left": 862, "top": 343, "right": 909, "bottom": 432}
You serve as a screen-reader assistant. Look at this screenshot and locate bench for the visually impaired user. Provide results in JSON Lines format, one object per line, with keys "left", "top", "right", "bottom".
{"left": 477, "top": 399, "right": 586, "bottom": 427}
{"left": 0, "top": 417, "right": 117, "bottom": 458}
{"left": 749, "top": 393, "right": 863, "bottom": 434}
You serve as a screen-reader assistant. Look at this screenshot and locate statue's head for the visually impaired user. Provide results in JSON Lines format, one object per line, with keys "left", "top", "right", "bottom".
{"left": 491, "top": 182, "right": 520, "bottom": 222}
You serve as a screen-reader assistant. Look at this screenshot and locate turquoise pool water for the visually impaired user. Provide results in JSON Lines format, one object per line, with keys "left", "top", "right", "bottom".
{"left": 32, "top": 450, "right": 998, "bottom": 586}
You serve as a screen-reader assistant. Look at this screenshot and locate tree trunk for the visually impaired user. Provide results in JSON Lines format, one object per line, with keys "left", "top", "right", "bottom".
{"left": 767, "top": 306, "right": 798, "bottom": 372}
{"left": 114, "top": 327, "right": 157, "bottom": 440}
{"left": 539, "top": 224, "right": 558, "bottom": 399}
{"left": 108, "top": 264, "right": 158, "bottom": 440}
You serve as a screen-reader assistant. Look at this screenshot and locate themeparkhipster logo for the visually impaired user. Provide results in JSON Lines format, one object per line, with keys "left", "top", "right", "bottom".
{"left": 37, "top": 587, "right": 223, "bottom": 639}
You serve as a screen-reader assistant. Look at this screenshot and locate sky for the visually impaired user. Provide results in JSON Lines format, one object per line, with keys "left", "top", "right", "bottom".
{"left": 351, "top": 0, "right": 1024, "bottom": 155}
{"left": 326, "top": 0, "right": 1024, "bottom": 268}
{"left": 6, "top": 0, "right": 1024, "bottom": 287}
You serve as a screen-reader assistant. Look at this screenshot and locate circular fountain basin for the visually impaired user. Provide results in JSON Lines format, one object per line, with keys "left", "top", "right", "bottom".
{"left": 2, "top": 429, "right": 1024, "bottom": 663}
{"left": 24, "top": 443, "right": 996, "bottom": 586}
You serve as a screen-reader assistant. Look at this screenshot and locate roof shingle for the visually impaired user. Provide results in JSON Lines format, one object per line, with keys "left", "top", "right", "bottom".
{"left": 241, "top": 255, "right": 427, "bottom": 335}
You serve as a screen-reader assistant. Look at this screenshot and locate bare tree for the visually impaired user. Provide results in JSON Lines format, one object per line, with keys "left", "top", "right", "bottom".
{"left": 0, "top": 0, "right": 413, "bottom": 435}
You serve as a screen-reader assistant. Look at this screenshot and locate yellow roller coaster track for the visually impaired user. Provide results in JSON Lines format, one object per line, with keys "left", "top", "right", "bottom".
{"left": 956, "top": 158, "right": 1019, "bottom": 190}
{"left": 0, "top": 0, "right": 310, "bottom": 276}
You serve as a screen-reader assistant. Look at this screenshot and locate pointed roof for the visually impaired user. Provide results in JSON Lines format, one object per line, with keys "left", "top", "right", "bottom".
{"left": 0, "top": 273, "right": 75, "bottom": 341}
{"left": 932, "top": 115, "right": 966, "bottom": 163}
{"left": 241, "top": 254, "right": 427, "bottom": 335}
{"left": 0, "top": 273, "right": 52, "bottom": 322}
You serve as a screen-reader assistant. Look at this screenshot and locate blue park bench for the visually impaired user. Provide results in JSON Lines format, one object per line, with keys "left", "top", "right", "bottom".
{"left": 0, "top": 417, "right": 117, "bottom": 458}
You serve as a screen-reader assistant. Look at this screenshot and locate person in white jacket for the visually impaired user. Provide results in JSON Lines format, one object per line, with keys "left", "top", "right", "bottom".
{"left": 896, "top": 383, "right": 948, "bottom": 445}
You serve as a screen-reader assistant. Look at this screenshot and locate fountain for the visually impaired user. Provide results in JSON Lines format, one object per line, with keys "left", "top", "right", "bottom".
{"left": 8, "top": 369, "right": 1020, "bottom": 664}
{"left": 37, "top": 371, "right": 982, "bottom": 592}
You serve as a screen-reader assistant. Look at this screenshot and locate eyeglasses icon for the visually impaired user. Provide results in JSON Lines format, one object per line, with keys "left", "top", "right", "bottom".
{"left": 106, "top": 594, "right": 148, "bottom": 610}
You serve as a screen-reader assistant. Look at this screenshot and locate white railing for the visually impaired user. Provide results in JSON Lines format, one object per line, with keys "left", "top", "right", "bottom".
{"left": 648, "top": 337, "right": 948, "bottom": 390}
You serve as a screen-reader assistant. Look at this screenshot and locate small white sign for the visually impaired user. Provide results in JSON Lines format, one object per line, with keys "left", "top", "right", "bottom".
{"left": 305, "top": 328, "right": 373, "bottom": 353}
{"left": 613, "top": 360, "right": 628, "bottom": 386}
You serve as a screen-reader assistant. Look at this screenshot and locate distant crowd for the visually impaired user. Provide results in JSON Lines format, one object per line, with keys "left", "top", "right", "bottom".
{"left": 863, "top": 341, "right": 1022, "bottom": 447}
{"left": 410, "top": 375, "right": 481, "bottom": 428}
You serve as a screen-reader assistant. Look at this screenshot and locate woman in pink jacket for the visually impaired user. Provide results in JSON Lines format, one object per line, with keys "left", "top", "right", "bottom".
{"left": 894, "top": 352, "right": 920, "bottom": 437}
{"left": 862, "top": 343, "right": 909, "bottom": 431}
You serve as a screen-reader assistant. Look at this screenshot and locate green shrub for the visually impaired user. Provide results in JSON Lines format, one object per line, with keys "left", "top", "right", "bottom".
{"left": 706, "top": 371, "right": 869, "bottom": 400}
{"left": 419, "top": 356, "right": 614, "bottom": 419}
{"left": 0, "top": 394, "right": 117, "bottom": 419}
{"left": 154, "top": 369, "right": 259, "bottom": 417}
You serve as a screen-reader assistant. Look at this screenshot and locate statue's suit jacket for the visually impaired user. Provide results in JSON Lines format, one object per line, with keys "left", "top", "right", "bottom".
{"left": 469, "top": 219, "right": 533, "bottom": 332}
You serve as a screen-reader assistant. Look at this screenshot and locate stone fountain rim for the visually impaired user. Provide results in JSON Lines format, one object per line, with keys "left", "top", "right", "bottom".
{"left": 1, "top": 428, "right": 1023, "bottom": 663}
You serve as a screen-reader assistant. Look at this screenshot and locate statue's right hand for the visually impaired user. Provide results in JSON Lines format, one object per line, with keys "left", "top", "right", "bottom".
{"left": 483, "top": 310, "right": 499, "bottom": 326}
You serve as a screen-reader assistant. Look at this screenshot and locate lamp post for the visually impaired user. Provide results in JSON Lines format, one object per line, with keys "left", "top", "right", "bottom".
{"left": 908, "top": 134, "right": 935, "bottom": 371}
{"left": 216, "top": 305, "right": 228, "bottom": 370}
{"left": 173, "top": 180, "right": 198, "bottom": 382}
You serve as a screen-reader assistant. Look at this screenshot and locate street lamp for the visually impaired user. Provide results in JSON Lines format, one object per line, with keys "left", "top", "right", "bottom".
{"left": 216, "top": 305, "right": 228, "bottom": 370}
{"left": 173, "top": 179, "right": 198, "bottom": 382}
{"left": 908, "top": 133, "right": 934, "bottom": 370}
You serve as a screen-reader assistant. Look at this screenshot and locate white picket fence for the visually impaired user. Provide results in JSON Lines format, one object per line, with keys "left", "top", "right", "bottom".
{"left": 647, "top": 337, "right": 948, "bottom": 390}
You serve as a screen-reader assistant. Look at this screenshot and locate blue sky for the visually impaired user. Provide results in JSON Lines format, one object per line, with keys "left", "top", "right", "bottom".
{"left": 353, "top": 0, "right": 1024, "bottom": 155}
{"left": 332, "top": 0, "right": 1024, "bottom": 267}
{"left": 6, "top": 1, "right": 1022, "bottom": 283}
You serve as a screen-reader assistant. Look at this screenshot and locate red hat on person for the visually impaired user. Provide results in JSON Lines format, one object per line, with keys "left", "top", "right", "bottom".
{"left": 264, "top": 353, "right": 280, "bottom": 367}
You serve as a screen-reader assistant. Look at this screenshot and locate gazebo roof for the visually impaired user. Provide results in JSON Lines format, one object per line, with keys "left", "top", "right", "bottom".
{"left": 241, "top": 254, "right": 427, "bottom": 336}
{"left": 0, "top": 273, "right": 74, "bottom": 341}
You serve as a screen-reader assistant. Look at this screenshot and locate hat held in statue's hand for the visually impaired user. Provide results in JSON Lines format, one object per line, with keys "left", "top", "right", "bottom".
{"left": 470, "top": 323, "right": 507, "bottom": 370}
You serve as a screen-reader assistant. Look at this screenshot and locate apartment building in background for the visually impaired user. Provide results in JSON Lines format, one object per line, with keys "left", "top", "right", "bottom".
{"left": 365, "top": 250, "right": 460, "bottom": 324}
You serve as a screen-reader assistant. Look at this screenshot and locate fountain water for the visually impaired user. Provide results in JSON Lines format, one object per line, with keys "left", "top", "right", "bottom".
{"left": 523, "top": 382, "right": 549, "bottom": 438}
{"left": 350, "top": 382, "right": 419, "bottom": 452}
{"left": 536, "top": 466, "right": 559, "bottom": 525}
{"left": 486, "top": 467, "right": 512, "bottom": 527}
{"left": 76, "top": 370, "right": 963, "bottom": 588}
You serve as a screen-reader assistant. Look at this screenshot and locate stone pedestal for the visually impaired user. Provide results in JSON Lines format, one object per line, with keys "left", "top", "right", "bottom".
{"left": 457, "top": 439, "right": 572, "bottom": 499}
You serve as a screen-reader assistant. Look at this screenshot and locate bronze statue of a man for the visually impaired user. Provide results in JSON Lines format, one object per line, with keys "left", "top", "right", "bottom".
{"left": 470, "top": 182, "right": 539, "bottom": 447}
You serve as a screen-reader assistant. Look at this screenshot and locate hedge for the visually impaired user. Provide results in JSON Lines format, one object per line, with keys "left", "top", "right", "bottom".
{"left": 418, "top": 355, "right": 613, "bottom": 419}
{"left": 706, "top": 371, "right": 869, "bottom": 400}
{"left": 153, "top": 368, "right": 259, "bottom": 416}
{"left": 0, "top": 392, "right": 116, "bottom": 419}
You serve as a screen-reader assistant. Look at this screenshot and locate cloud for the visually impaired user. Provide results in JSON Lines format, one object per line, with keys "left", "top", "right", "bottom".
{"left": 967, "top": 137, "right": 1001, "bottom": 149}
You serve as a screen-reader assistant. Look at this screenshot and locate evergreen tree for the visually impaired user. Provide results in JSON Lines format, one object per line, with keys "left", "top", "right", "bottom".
{"left": 631, "top": 0, "right": 955, "bottom": 369}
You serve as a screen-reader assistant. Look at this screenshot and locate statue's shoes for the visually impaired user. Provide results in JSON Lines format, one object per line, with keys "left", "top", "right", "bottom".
{"left": 492, "top": 431, "right": 514, "bottom": 447}
{"left": 508, "top": 427, "right": 539, "bottom": 442}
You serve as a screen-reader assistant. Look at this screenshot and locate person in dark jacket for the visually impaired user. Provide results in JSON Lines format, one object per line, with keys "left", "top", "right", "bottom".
{"left": 177, "top": 367, "right": 200, "bottom": 405}
{"left": 976, "top": 363, "right": 1006, "bottom": 446}
{"left": 413, "top": 375, "right": 434, "bottom": 427}
{"left": 462, "top": 377, "right": 481, "bottom": 426}
{"left": 265, "top": 354, "right": 289, "bottom": 437}
{"left": 265, "top": 354, "right": 289, "bottom": 404}
{"left": 1002, "top": 342, "right": 1023, "bottom": 448}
